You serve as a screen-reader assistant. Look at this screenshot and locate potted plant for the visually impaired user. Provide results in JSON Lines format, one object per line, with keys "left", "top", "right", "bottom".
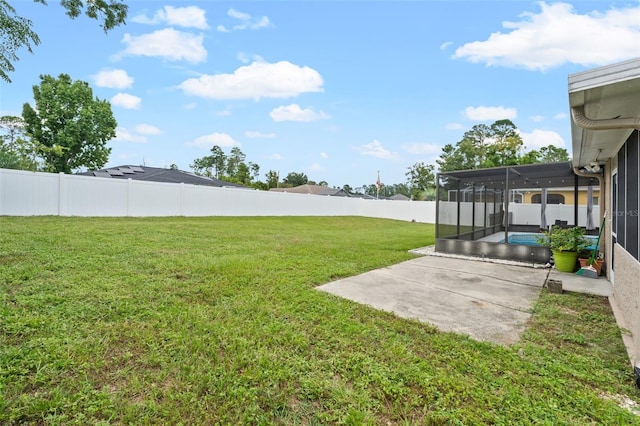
{"left": 578, "top": 249, "right": 604, "bottom": 276}
{"left": 536, "top": 226, "right": 590, "bottom": 272}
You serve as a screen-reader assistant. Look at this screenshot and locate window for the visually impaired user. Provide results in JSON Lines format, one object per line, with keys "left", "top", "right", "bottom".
{"left": 531, "top": 193, "right": 565, "bottom": 204}
{"left": 615, "top": 130, "right": 640, "bottom": 261}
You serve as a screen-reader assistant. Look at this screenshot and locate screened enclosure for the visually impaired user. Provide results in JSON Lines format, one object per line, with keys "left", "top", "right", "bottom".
{"left": 435, "top": 162, "right": 601, "bottom": 263}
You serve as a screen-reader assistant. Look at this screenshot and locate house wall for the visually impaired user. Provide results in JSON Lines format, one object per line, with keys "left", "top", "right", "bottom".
{"left": 522, "top": 189, "right": 600, "bottom": 205}
{"left": 612, "top": 245, "right": 640, "bottom": 365}
{"left": 609, "top": 129, "right": 640, "bottom": 370}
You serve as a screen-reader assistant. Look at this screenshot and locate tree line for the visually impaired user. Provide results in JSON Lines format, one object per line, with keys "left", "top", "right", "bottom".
{"left": 189, "top": 119, "right": 568, "bottom": 200}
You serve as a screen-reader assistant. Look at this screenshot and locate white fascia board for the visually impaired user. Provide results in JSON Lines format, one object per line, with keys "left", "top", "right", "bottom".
{"left": 569, "top": 58, "right": 640, "bottom": 94}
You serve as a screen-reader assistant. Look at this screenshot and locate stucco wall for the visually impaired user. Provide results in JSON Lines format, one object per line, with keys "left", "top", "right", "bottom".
{"left": 522, "top": 189, "right": 600, "bottom": 205}
{"left": 612, "top": 244, "right": 640, "bottom": 365}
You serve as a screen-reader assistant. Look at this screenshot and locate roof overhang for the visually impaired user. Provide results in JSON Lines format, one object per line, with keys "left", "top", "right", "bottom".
{"left": 568, "top": 58, "right": 640, "bottom": 168}
{"left": 439, "top": 162, "right": 597, "bottom": 190}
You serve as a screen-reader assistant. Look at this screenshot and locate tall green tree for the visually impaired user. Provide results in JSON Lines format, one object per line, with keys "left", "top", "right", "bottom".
{"left": 437, "top": 120, "right": 524, "bottom": 172}
{"left": 265, "top": 170, "right": 279, "bottom": 189}
{"left": 406, "top": 162, "right": 435, "bottom": 200}
{"left": 282, "top": 172, "right": 308, "bottom": 187}
{"left": 538, "top": 145, "right": 570, "bottom": 163}
{"left": 22, "top": 73, "right": 117, "bottom": 173}
{"left": 226, "top": 146, "right": 246, "bottom": 177}
{"left": 0, "top": 115, "right": 38, "bottom": 170}
{"left": 1, "top": 0, "right": 128, "bottom": 82}
{"left": 210, "top": 145, "right": 226, "bottom": 178}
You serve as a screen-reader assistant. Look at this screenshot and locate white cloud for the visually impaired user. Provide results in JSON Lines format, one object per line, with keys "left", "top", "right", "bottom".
{"left": 237, "top": 52, "right": 250, "bottom": 64}
{"left": 464, "top": 106, "right": 517, "bottom": 121}
{"left": 186, "top": 132, "right": 239, "bottom": 149}
{"left": 179, "top": 61, "right": 324, "bottom": 100}
{"left": 519, "top": 129, "right": 566, "bottom": 150}
{"left": 270, "top": 104, "right": 330, "bottom": 122}
{"left": 228, "top": 9, "right": 251, "bottom": 21}
{"left": 402, "top": 143, "right": 441, "bottom": 155}
{"left": 135, "top": 124, "right": 161, "bottom": 135}
{"left": 554, "top": 112, "right": 568, "bottom": 120}
{"left": 216, "top": 110, "right": 232, "bottom": 117}
{"left": 245, "top": 131, "right": 276, "bottom": 139}
{"left": 132, "top": 6, "right": 209, "bottom": 29}
{"left": 530, "top": 115, "right": 544, "bottom": 122}
{"left": 120, "top": 28, "right": 206, "bottom": 63}
{"left": 218, "top": 8, "right": 272, "bottom": 32}
{"left": 93, "top": 69, "right": 134, "bottom": 89}
{"left": 111, "top": 93, "right": 141, "bottom": 109}
{"left": 320, "top": 152, "right": 328, "bottom": 159}
{"left": 267, "top": 153, "right": 283, "bottom": 160}
{"left": 236, "top": 52, "right": 264, "bottom": 64}
{"left": 446, "top": 123, "right": 463, "bottom": 130}
{"left": 183, "top": 102, "right": 197, "bottom": 110}
{"left": 309, "top": 163, "right": 324, "bottom": 172}
{"left": 114, "top": 127, "right": 147, "bottom": 143}
{"left": 453, "top": 2, "right": 640, "bottom": 71}
{"left": 440, "top": 41, "right": 453, "bottom": 50}
{"left": 356, "top": 139, "right": 398, "bottom": 160}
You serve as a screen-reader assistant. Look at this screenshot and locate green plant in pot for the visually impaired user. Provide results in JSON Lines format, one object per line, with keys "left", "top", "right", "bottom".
{"left": 535, "top": 226, "right": 590, "bottom": 272}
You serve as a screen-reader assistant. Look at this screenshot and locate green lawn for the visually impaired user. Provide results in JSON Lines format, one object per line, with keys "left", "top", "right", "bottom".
{"left": 1, "top": 216, "right": 638, "bottom": 424}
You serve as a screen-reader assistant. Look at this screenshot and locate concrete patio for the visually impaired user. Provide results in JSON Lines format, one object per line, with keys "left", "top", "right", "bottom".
{"left": 317, "top": 247, "right": 613, "bottom": 345}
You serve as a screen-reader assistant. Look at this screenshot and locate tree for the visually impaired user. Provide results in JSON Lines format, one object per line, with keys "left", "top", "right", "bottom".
{"left": 1, "top": 0, "right": 128, "bottom": 83}
{"left": 538, "top": 145, "right": 569, "bottom": 163}
{"left": 22, "top": 73, "right": 117, "bottom": 173}
{"left": 265, "top": 170, "right": 279, "bottom": 189}
{"left": 190, "top": 156, "right": 213, "bottom": 177}
{"left": 0, "top": 115, "right": 38, "bottom": 170}
{"left": 406, "top": 162, "right": 435, "bottom": 200}
{"left": 437, "top": 120, "right": 524, "bottom": 172}
{"left": 226, "top": 146, "right": 246, "bottom": 177}
{"left": 210, "top": 145, "right": 226, "bottom": 178}
{"left": 282, "top": 172, "right": 308, "bottom": 187}
{"left": 248, "top": 162, "right": 260, "bottom": 180}
{"left": 235, "top": 162, "right": 251, "bottom": 185}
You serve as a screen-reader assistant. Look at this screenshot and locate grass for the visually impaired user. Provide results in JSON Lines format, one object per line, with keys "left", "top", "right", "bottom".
{"left": 1, "top": 216, "right": 638, "bottom": 425}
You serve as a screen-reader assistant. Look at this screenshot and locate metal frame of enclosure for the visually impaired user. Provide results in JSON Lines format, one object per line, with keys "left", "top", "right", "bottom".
{"left": 435, "top": 162, "right": 600, "bottom": 263}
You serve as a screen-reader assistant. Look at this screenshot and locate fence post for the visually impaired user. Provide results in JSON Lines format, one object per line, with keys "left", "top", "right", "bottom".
{"left": 58, "top": 172, "right": 65, "bottom": 216}
{"left": 180, "top": 182, "right": 184, "bottom": 216}
{"left": 127, "top": 178, "right": 132, "bottom": 217}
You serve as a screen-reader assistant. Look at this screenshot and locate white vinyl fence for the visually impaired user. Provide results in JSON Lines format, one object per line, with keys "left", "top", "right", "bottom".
{"left": 0, "top": 168, "right": 436, "bottom": 222}
{"left": 0, "top": 169, "right": 601, "bottom": 226}
{"left": 437, "top": 201, "right": 601, "bottom": 228}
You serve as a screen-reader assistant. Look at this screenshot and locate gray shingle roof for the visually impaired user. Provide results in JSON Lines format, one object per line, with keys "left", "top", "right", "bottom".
{"left": 78, "top": 166, "right": 247, "bottom": 188}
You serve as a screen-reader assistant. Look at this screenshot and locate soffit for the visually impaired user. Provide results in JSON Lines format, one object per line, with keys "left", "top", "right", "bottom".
{"left": 568, "top": 58, "right": 640, "bottom": 168}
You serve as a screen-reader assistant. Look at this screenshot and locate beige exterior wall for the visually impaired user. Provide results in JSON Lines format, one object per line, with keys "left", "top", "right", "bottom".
{"left": 612, "top": 245, "right": 640, "bottom": 365}
{"left": 522, "top": 189, "right": 600, "bottom": 204}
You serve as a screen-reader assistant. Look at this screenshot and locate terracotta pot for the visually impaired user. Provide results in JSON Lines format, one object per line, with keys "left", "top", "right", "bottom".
{"left": 579, "top": 257, "right": 603, "bottom": 276}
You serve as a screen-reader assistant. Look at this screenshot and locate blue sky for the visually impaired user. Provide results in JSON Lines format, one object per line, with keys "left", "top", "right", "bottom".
{"left": 1, "top": 1, "right": 639, "bottom": 188}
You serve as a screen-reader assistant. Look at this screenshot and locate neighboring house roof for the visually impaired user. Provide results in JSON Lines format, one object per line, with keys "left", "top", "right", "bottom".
{"left": 568, "top": 58, "right": 640, "bottom": 169}
{"left": 269, "top": 184, "right": 350, "bottom": 197}
{"left": 389, "top": 193, "right": 410, "bottom": 201}
{"left": 78, "top": 165, "right": 247, "bottom": 188}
